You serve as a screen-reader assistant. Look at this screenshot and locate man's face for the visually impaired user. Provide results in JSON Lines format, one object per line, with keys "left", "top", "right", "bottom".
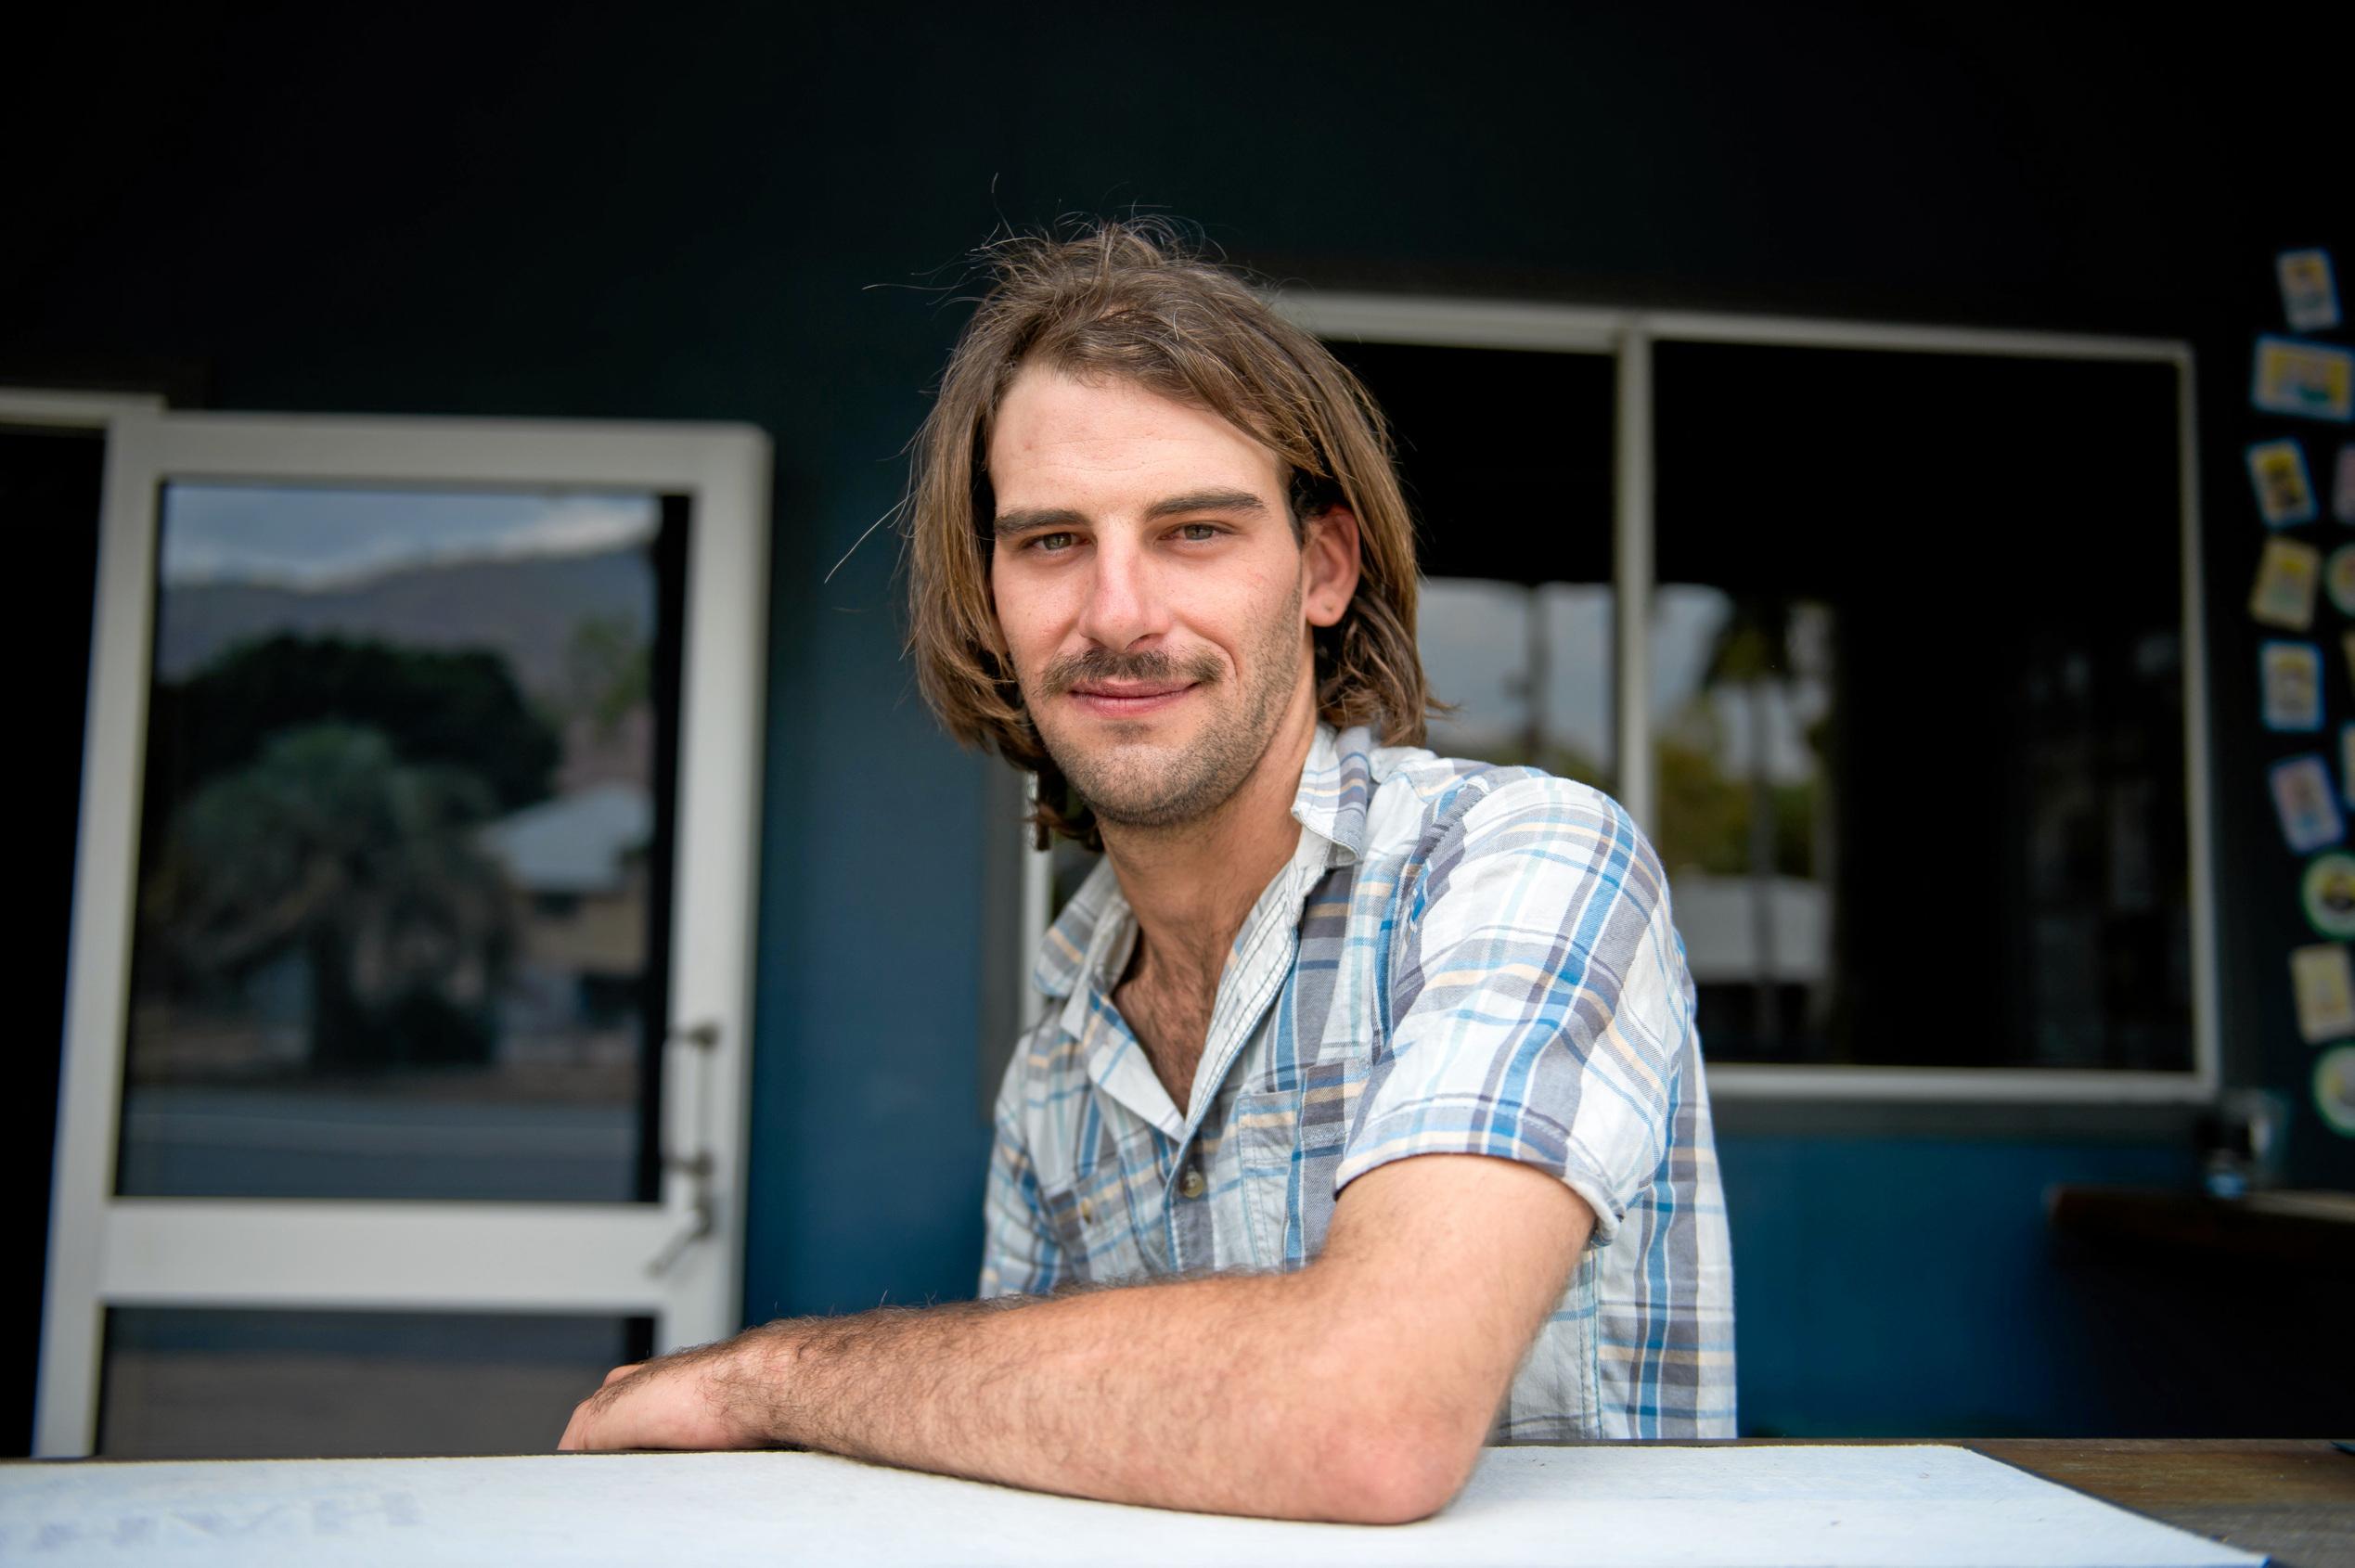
{"left": 985, "top": 366, "right": 1355, "bottom": 832}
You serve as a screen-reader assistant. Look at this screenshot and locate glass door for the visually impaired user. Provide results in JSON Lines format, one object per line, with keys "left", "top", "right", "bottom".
{"left": 38, "top": 410, "right": 768, "bottom": 1457}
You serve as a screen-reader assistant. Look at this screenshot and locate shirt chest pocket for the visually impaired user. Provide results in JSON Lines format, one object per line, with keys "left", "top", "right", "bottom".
{"left": 1231, "top": 1059, "right": 1354, "bottom": 1272}
{"left": 1037, "top": 1164, "right": 1150, "bottom": 1286}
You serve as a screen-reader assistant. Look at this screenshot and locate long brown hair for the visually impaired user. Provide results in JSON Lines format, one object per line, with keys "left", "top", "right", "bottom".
{"left": 904, "top": 217, "right": 1431, "bottom": 847}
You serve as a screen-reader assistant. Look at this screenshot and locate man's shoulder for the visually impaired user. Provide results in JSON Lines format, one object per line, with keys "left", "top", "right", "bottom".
{"left": 1358, "top": 740, "right": 1641, "bottom": 863}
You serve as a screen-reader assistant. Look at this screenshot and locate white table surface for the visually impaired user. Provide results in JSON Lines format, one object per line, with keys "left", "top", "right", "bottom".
{"left": 0, "top": 1443, "right": 2266, "bottom": 1567}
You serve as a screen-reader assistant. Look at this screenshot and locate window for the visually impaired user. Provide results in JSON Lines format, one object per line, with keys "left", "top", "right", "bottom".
{"left": 1289, "top": 299, "right": 2212, "bottom": 1099}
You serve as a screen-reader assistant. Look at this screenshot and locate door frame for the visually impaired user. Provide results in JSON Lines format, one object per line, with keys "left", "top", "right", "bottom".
{"left": 19, "top": 395, "right": 769, "bottom": 1456}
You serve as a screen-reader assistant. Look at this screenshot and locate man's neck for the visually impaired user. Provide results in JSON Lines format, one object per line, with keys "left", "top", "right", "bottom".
{"left": 1098, "top": 696, "right": 1319, "bottom": 1004}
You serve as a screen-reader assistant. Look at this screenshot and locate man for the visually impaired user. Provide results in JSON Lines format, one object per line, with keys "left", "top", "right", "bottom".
{"left": 560, "top": 220, "right": 1734, "bottom": 1523}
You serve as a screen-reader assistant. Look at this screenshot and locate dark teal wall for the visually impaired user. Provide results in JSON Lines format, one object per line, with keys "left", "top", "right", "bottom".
{"left": 1722, "top": 1129, "right": 2347, "bottom": 1436}
{"left": 1722, "top": 1136, "right": 2188, "bottom": 1438}
{"left": 10, "top": 6, "right": 2348, "bottom": 1434}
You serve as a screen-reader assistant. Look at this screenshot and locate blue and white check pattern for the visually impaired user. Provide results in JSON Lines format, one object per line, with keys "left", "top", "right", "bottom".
{"left": 980, "top": 724, "right": 1736, "bottom": 1440}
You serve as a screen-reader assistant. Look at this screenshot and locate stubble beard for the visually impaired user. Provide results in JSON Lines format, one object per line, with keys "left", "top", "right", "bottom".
{"left": 1028, "top": 582, "right": 1306, "bottom": 834}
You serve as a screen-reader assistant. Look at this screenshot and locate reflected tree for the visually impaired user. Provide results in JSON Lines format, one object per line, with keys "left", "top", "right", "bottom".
{"left": 147, "top": 722, "right": 517, "bottom": 1072}
{"left": 563, "top": 614, "right": 650, "bottom": 737}
{"left": 147, "top": 634, "right": 559, "bottom": 832}
{"left": 1673, "top": 598, "right": 1835, "bottom": 1047}
{"left": 1705, "top": 598, "right": 1789, "bottom": 1046}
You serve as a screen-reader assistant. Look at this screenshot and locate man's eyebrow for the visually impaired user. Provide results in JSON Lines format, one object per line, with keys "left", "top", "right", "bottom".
{"left": 992, "top": 507, "right": 1085, "bottom": 540}
{"left": 1143, "top": 488, "right": 1269, "bottom": 521}
{"left": 992, "top": 489, "right": 1271, "bottom": 541}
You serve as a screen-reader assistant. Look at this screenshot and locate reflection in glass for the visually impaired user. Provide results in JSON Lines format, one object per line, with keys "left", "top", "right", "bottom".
{"left": 1651, "top": 587, "right": 1836, "bottom": 1054}
{"left": 1422, "top": 579, "right": 1615, "bottom": 790}
{"left": 99, "top": 1307, "right": 651, "bottom": 1459}
{"left": 118, "top": 483, "right": 686, "bottom": 1202}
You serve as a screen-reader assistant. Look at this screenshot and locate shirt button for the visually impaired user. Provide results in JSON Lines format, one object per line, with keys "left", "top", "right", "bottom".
{"left": 1179, "top": 1167, "right": 1206, "bottom": 1200}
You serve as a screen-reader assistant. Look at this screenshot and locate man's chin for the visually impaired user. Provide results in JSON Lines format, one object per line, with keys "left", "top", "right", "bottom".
{"left": 1039, "top": 725, "right": 1191, "bottom": 774}
{"left": 1049, "top": 746, "right": 1212, "bottom": 826}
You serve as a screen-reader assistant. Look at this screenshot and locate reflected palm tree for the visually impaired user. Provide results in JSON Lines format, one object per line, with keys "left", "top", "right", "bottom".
{"left": 1700, "top": 598, "right": 1795, "bottom": 1047}
{"left": 148, "top": 722, "right": 516, "bottom": 1071}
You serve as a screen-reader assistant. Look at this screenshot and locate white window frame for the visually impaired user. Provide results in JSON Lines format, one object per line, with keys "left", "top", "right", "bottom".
{"left": 1014, "top": 294, "right": 2215, "bottom": 1105}
{"left": 14, "top": 392, "right": 770, "bottom": 1455}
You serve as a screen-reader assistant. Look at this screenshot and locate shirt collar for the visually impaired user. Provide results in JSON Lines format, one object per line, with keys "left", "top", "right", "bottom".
{"left": 1030, "top": 722, "right": 1376, "bottom": 1001}
{"left": 1289, "top": 720, "right": 1374, "bottom": 869}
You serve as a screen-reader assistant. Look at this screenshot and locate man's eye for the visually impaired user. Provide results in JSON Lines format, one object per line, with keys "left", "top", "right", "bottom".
{"left": 1028, "top": 531, "right": 1077, "bottom": 553}
{"left": 1175, "top": 522, "right": 1219, "bottom": 542}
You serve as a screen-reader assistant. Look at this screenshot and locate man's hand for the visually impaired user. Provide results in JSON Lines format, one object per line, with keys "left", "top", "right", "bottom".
{"left": 558, "top": 1345, "right": 767, "bottom": 1452}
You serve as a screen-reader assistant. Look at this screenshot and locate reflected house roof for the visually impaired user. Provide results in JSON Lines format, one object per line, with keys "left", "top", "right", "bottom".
{"left": 480, "top": 782, "right": 650, "bottom": 894}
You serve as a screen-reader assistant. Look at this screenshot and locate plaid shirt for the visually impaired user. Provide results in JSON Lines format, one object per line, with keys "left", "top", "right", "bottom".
{"left": 979, "top": 724, "right": 1735, "bottom": 1440}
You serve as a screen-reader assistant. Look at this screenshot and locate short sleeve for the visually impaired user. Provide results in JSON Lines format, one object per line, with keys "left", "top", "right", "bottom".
{"left": 1334, "top": 776, "right": 1692, "bottom": 1246}
{"left": 977, "top": 1034, "right": 1063, "bottom": 1298}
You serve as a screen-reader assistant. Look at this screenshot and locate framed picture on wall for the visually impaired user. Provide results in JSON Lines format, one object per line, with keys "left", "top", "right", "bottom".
{"left": 2253, "top": 338, "right": 2355, "bottom": 423}
{"left": 2248, "top": 439, "right": 2320, "bottom": 525}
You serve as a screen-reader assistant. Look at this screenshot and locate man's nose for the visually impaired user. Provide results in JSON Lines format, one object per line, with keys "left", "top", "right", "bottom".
{"left": 1073, "top": 535, "right": 1166, "bottom": 651}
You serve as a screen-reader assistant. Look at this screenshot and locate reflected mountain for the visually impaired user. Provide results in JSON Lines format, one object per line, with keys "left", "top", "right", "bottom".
{"left": 158, "top": 547, "right": 653, "bottom": 700}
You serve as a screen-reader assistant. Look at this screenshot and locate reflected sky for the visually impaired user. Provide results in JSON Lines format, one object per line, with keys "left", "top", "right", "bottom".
{"left": 161, "top": 484, "right": 661, "bottom": 588}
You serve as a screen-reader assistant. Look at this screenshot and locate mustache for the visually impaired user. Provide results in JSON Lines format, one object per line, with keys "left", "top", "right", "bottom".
{"left": 1042, "top": 648, "right": 1222, "bottom": 696}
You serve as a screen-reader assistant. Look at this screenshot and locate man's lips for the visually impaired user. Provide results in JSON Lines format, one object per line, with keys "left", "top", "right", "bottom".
{"left": 1065, "top": 682, "right": 1197, "bottom": 715}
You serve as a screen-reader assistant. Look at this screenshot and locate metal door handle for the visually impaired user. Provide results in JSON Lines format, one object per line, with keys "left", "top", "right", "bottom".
{"left": 648, "top": 1021, "right": 721, "bottom": 1277}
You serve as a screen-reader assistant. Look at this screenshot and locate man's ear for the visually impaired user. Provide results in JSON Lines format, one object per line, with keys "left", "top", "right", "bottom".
{"left": 1303, "top": 506, "right": 1362, "bottom": 628}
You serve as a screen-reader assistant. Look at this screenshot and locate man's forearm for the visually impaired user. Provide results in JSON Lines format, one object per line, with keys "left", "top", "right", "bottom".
{"left": 707, "top": 1266, "right": 1454, "bottom": 1523}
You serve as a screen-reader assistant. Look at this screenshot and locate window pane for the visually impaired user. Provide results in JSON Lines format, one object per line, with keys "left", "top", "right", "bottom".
{"left": 99, "top": 1307, "right": 650, "bottom": 1458}
{"left": 117, "top": 483, "right": 688, "bottom": 1201}
{"left": 1654, "top": 344, "right": 2191, "bottom": 1071}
